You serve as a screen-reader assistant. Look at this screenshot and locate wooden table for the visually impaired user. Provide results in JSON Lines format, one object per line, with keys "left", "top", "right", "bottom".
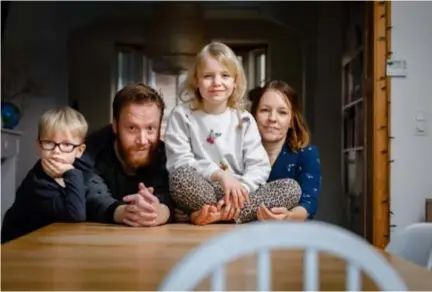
{"left": 1, "top": 223, "right": 431, "bottom": 291}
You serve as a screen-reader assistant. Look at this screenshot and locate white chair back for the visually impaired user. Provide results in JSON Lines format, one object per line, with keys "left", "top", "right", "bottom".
{"left": 159, "top": 221, "right": 407, "bottom": 291}
{"left": 386, "top": 223, "right": 432, "bottom": 269}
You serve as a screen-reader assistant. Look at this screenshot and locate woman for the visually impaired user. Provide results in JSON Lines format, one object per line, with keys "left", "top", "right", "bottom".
{"left": 251, "top": 80, "right": 321, "bottom": 221}
{"left": 175, "top": 80, "right": 321, "bottom": 223}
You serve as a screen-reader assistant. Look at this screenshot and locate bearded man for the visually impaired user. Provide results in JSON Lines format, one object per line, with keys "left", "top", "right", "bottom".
{"left": 84, "top": 83, "right": 174, "bottom": 227}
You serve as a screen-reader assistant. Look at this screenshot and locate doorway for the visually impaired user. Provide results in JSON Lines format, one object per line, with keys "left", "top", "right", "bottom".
{"left": 341, "top": 1, "right": 392, "bottom": 248}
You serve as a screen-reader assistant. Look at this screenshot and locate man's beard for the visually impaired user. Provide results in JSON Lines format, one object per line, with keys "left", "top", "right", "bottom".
{"left": 115, "top": 134, "right": 159, "bottom": 170}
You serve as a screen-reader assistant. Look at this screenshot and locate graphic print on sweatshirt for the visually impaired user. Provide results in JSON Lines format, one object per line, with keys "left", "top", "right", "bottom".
{"left": 206, "top": 129, "right": 222, "bottom": 144}
{"left": 204, "top": 129, "right": 228, "bottom": 170}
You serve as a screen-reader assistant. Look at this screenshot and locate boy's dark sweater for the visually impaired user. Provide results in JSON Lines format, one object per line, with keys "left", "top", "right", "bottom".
{"left": 1, "top": 158, "right": 123, "bottom": 244}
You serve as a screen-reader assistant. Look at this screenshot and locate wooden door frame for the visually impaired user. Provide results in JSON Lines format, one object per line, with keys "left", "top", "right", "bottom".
{"left": 369, "top": 1, "right": 392, "bottom": 249}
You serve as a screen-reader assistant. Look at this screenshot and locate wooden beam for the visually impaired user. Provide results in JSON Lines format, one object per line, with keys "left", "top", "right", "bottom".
{"left": 363, "top": 2, "right": 373, "bottom": 243}
{"left": 372, "top": 1, "right": 391, "bottom": 249}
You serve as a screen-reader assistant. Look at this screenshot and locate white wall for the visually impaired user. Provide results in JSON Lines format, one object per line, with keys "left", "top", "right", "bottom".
{"left": 390, "top": 2, "right": 432, "bottom": 234}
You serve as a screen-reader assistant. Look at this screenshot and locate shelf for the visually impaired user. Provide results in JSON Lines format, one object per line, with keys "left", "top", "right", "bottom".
{"left": 343, "top": 98, "right": 363, "bottom": 111}
{"left": 343, "top": 147, "right": 364, "bottom": 153}
{"left": 1, "top": 128, "right": 22, "bottom": 136}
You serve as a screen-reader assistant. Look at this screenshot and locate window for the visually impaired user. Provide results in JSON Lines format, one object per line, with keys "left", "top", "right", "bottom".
{"left": 254, "top": 51, "right": 267, "bottom": 87}
{"left": 149, "top": 68, "right": 187, "bottom": 139}
{"left": 115, "top": 44, "right": 268, "bottom": 135}
{"left": 232, "top": 45, "right": 268, "bottom": 110}
{"left": 232, "top": 45, "right": 268, "bottom": 90}
{"left": 115, "top": 46, "right": 186, "bottom": 139}
{"left": 116, "top": 46, "right": 147, "bottom": 92}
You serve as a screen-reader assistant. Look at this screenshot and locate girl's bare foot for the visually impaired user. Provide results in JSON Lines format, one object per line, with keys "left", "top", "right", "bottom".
{"left": 190, "top": 205, "right": 221, "bottom": 225}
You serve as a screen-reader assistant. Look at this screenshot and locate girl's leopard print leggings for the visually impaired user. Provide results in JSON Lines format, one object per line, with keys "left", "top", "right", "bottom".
{"left": 169, "top": 165, "right": 302, "bottom": 223}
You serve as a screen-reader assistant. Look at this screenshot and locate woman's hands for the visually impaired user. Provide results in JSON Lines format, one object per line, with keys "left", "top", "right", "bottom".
{"left": 257, "top": 204, "right": 291, "bottom": 221}
{"left": 257, "top": 204, "right": 309, "bottom": 221}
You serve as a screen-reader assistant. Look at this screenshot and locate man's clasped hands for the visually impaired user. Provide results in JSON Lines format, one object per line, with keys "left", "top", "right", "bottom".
{"left": 115, "top": 183, "right": 166, "bottom": 227}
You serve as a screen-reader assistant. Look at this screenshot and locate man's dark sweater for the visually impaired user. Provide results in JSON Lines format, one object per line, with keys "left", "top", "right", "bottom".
{"left": 83, "top": 125, "right": 175, "bottom": 217}
{"left": 1, "top": 158, "right": 122, "bottom": 244}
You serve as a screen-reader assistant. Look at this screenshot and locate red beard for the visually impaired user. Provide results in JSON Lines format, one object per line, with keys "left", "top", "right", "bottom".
{"left": 113, "top": 124, "right": 160, "bottom": 170}
{"left": 116, "top": 139, "right": 158, "bottom": 169}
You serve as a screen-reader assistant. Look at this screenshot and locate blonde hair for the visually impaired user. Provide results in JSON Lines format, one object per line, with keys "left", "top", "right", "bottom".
{"left": 38, "top": 107, "right": 88, "bottom": 142}
{"left": 179, "top": 42, "right": 247, "bottom": 111}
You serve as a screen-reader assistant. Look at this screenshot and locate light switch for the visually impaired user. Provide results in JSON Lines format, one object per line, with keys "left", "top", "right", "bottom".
{"left": 416, "top": 122, "right": 426, "bottom": 133}
{"left": 387, "top": 59, "right": 407, "bottom": 77}
{"left": 415, "top": 116, "right": 427, "bottom": 136}
{"left": 416, "top": 112, "right": 425, "bottom": 121}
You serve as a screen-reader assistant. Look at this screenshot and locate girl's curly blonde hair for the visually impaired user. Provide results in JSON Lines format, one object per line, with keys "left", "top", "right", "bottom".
{"left": 179, "top": 42, "right": 247, "bottom": 111}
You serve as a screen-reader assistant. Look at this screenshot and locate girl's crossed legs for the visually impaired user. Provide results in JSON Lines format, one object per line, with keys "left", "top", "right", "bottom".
{"left": 169, "top": 165, "right": 301, "bottom": 224}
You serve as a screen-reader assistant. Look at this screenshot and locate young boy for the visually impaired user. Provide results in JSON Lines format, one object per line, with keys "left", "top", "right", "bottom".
{"left": 1, "top": 107, "right": 125, "bottom": 243}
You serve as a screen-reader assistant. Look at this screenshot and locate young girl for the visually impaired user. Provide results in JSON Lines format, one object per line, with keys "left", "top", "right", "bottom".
{"left": 164, "top": 42, "right": 302, "bottom": 225}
